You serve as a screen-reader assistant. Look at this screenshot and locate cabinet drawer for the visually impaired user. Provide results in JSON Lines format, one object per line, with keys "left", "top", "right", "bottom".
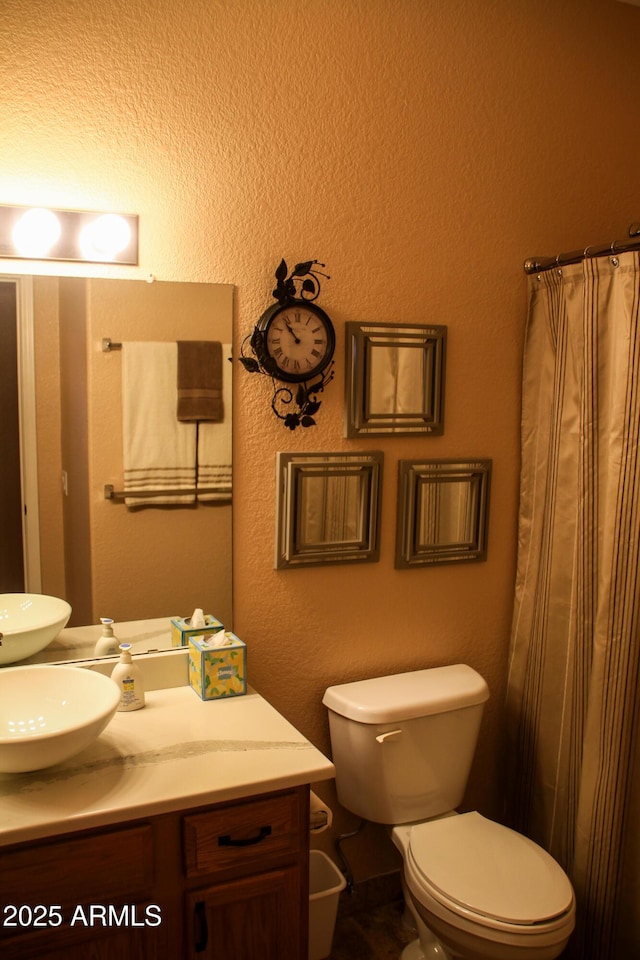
{"left": 183, "top": 791, "right": 302, "bottom": 879}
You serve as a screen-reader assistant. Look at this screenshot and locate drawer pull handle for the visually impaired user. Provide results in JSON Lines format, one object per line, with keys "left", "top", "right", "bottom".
{"left": 194, "top": 901, "right": 208, "bottom": 952}
{"left": 218, "top": 825, "right": 272, "bottom": 847}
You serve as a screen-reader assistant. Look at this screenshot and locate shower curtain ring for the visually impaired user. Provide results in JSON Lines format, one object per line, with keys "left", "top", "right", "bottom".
{"left": 610, "top": 240, "right": 620, "bottom": 266}
{"left": 609, "top": 240, "right": 620, "bottom": 267}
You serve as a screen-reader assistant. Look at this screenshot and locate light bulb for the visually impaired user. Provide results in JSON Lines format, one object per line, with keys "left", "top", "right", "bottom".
{"left": 79, "top": 213, "right": 131, "bottom": 261}
{"left": 12, "top": 208, "right": 61, "bottom": 257}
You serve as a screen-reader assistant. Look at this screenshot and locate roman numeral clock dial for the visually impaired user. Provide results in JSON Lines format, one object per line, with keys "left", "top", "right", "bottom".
{"left": 263, "top": 304, "right": 334, "bottom": 383}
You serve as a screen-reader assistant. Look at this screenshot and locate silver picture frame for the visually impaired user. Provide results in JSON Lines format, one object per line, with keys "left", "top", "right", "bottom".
{"left": 345, "top": 322, "right": 446, "bottom": 437}
{"left": 275, "top": 451, "right": 383, "bottom": 568}
{"left": 395, "top": 459, "right": 491, "bottom": 568}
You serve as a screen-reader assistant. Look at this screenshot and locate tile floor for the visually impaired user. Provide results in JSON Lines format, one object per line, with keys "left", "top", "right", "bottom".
{"left": 325, "top": 870, "right": 415, "bottom": 960}
{"left": 327, "top": 894, "right": 572, "bottom": 960}
{"left": 328, "top": 896, "right": 415, "bottom": 959}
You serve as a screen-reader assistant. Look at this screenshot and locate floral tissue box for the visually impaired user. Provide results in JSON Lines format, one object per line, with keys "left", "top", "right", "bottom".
{"left": 188, "top": 632, "right": 247, "bottom": 701}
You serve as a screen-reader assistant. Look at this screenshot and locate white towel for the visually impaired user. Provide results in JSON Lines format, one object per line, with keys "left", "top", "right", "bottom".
{"left": 122, "top": 342, "right": 197, "bottom": 506}
{"left": 197, "top": 343, "right": 232, "bottom": 502}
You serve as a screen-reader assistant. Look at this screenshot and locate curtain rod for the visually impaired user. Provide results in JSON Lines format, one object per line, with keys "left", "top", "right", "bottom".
{"left": 524, "top": 223, "right": 640, "bottom": 275}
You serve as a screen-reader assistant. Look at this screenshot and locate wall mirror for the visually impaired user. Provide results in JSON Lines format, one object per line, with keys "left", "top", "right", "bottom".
{"left": 345, "top": 322, "right": 446, "bottom": 437}
{"left": 275, "top": 451, "right": 383, "bottom": 568}
{"left": 0, "top": 274, "right": 233, "bottom": 665}
{"left": 395, "top": 459, "right": 491, "bottom": 568}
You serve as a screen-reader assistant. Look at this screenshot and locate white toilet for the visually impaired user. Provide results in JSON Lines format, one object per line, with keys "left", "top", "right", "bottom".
{"left": 323, "top": 664, "right": 575, "bottom": 960}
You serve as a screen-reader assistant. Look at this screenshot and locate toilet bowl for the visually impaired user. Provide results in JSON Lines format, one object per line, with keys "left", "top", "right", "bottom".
{"left": 323, "top": 666, "right": 576, "bottom": 960}
{"left": 393, "top": 814, "right": 575, "bottom": 960}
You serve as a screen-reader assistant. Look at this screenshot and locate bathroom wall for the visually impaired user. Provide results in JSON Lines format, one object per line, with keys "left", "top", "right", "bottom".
{"left": 3, "top": 0, "right": 640, "bottom": 879}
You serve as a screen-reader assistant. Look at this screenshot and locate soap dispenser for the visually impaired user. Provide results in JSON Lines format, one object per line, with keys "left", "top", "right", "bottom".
{"left": 94, "top": 618, "right": 119, "bottom": 657}
{"left": 111, "top": 643, "right": 146, "bottom": 711}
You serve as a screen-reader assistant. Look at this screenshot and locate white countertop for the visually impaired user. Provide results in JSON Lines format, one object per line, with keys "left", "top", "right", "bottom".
{"left": 0, "top": 681, "right": 335, "bottom": 847}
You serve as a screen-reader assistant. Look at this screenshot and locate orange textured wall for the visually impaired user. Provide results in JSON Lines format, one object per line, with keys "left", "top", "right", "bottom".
{"left": 3, "top": 0, "right": 640, "bottom": 878}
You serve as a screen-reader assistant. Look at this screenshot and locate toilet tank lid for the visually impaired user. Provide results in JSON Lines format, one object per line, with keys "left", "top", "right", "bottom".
{"left": 323, "top": 665, "right": 489, "bottom": 724}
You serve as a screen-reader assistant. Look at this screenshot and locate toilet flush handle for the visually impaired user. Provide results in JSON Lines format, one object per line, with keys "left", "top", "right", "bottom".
{"left": 375, "top": 729, "right": 403, "bottom": 744}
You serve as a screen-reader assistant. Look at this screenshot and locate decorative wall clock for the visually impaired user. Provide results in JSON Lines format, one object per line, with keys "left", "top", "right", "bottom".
{"left": 239, "top": 259, "right": 335, "bottom": 429}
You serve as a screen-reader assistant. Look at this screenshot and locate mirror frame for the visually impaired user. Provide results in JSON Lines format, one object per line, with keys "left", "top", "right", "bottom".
{"left": 345, "top": 321, "right": 446, "bottom": 437}
{"left": 275, "top": 451, "right": 383, "bottom": 568}
{"left": 395, "top": 458, "right": 491, "bottom": 568}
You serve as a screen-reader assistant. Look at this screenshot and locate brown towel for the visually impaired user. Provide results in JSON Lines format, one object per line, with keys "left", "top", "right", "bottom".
{"left": 177, "top": 340, "right": 224, "bottom": 422}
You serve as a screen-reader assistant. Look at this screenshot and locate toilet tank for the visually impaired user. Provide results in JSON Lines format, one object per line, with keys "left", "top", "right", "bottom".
{"left": 323, "top": 665, "right": 489, "bottom": 824}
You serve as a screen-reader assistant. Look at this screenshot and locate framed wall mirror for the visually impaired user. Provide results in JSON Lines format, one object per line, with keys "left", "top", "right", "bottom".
{"left": 345, "top": 322, "right": 446, "bottom": 437}
{"left": 275, "top": 451, "right": 383, "bottom": 568}
{"left": 395, "top": 459, "right": 491, "bottom": 568}
{"left": 0, "top": 274, "right": 233, "bottom": 665}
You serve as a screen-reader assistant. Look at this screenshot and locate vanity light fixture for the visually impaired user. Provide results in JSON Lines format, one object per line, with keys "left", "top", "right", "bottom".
{"left": 0, "top": 204, "right": 139, "bottom": 264}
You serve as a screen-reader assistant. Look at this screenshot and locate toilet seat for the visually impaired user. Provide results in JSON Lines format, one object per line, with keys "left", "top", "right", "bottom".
{"left": 407, "top": 812, "right": 574, "bottom": 930}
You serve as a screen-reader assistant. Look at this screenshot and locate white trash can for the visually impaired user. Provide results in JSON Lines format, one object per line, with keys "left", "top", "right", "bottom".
{"left": 308, "top": 849, "right": 347, "bottom": 960}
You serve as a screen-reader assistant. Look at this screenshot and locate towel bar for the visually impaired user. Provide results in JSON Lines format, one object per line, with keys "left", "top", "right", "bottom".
{"left": 104, "top": 484, "right": 231, "bottom": 502}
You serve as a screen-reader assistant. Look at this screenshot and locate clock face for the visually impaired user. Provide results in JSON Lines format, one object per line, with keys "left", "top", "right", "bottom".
{"left": 263, "top": 303, "right": 335, "bottom": 383}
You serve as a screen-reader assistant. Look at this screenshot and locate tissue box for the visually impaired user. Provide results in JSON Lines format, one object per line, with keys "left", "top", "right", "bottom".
{"left": 188, "top": 632, "right": 247, "bottom": 701}
{"left": 171, "top": 614, "right": 224, "bottom": 648}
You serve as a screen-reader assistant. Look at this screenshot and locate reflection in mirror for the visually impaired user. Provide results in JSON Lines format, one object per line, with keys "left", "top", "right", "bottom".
{"left": 21, "top": 617, "right": 174, "bottom": 666}
{"left": 276, "top": 452, "right": 383, "bottom": 568}
{"left": 345, "top": 322, "right": 446, "bottom": 437}
{"left": 0, "top": 275, "right": 233, "bottom": 665}
{"left": 419, "top": 481, "right": 478, "bottom": 546}
{"left": 395, "top": 459, "right": 491, "bottom": 568}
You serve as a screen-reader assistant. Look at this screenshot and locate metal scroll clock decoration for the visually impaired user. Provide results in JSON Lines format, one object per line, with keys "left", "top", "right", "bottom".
{"left": 239, "top": 259, "right": 335, "bottom": 429}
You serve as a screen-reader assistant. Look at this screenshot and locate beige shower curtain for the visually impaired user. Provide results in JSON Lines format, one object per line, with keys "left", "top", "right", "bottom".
{"left": 506, "top": 251, "right": 640, "bottom": 960}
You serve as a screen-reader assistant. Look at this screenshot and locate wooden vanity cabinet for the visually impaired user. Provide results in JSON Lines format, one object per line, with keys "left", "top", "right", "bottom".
{"left": 0, "top": 821, "right": 170, "bottom": 959}
{"left": 0, "top": 785, "right": 310, "bottom": 960}
{"left": 183, "top": 789, "right": 309, "bottom": 959}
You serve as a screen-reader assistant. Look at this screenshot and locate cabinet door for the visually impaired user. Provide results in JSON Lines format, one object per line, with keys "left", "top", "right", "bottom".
{"left": 0, "top": 824, "right": 163, "bottom": 960}
{"left": 187, "top": 865, "right": 303, "bottom": 960}
{"left": 2, "top": 926, "right": 167, "bottom": 960}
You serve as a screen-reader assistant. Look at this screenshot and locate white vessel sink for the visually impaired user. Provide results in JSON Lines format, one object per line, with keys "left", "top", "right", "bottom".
{"left": 0, "top": 665, "right": 120, "bottom": 773}
{"left": 0, "top": 594, "right": 72, "bottom": 665}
